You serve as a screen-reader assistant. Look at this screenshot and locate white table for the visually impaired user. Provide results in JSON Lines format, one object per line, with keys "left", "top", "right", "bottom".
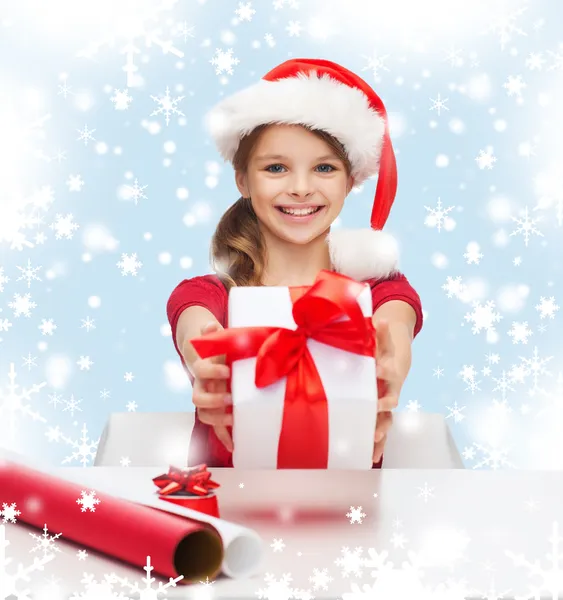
{"left": 5, "top": 467, "right": 563, "bottom": 599}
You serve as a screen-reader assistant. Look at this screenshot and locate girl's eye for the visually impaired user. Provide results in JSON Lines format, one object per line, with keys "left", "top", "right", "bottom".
{"left": 316, "top": 164, "right": 335, "bottom": 173}
{"left": 265, "top": 164, "right": 286, "bottom": 173}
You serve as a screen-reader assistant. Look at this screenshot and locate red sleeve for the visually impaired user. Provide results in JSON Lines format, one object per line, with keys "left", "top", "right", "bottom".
{"left": 166, "top": 275, "right": 227, "bottom": 363}
{"left": 369, "top": 272, "right": 424, "bottom": 338}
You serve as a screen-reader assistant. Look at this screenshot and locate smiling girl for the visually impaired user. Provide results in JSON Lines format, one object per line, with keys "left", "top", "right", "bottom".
{"left": 167, "top": 58, "right": 424, "bottom": 469}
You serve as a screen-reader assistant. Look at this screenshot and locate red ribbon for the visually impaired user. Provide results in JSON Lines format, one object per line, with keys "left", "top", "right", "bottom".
{"left": 191, "top": 270, "right": 376, "bottom": 469}
{"left": 153, "top": 464, "right": 220, "bottom": 497}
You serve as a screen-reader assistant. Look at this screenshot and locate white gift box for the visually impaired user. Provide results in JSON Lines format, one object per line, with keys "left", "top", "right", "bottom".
{"left": 228, "top": 284, "right": 378, "bottom": 469}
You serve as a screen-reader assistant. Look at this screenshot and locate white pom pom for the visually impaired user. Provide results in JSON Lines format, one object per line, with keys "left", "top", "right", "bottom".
{"left": 327, "top": 228, "right": 400, "bottom": 281}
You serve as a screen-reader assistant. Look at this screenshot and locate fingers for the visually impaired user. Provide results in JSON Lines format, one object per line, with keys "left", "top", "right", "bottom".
{"left": 375, "top": 410, "right": 393, "bottom": 443}
{"left": 201, "top": 321, "right": 224, "bottom": 334}
{"left": 193, "top": 388, "right": 232, "bottom": 409}
{"left": 198, "top": 407, "right": 233, "bottom": 428}
{"left": 378, "top": 392, "right": 399, "bottom": 412}
{"left": 213, "top": 425, "right": 233, "bottom": 453}
{"left": 192, "top": 358, "right": 230, "bottom": 381}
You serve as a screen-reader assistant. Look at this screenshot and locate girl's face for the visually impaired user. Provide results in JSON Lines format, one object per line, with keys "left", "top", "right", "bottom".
{"left": 235, "top": 124, "right": 353, "bottom": 246}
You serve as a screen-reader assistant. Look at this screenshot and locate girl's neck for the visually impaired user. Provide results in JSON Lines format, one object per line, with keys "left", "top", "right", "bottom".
{"left": 260, "top": 233, "right": 332, "bottom": 287}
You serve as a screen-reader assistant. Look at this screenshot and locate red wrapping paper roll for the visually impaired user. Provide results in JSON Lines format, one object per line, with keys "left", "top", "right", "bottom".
{"left": 0, "top": 459, "right": 224, "bottom": 584}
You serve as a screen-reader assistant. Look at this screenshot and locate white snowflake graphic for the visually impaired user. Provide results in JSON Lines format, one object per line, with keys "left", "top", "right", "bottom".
{"left": 69, "top": 572, "right": 127, "bottom": 599}
{"left": 464, "top": 301, "right": 503, "bottom": 341}
{"left": 424, "top": 198, "right": 455, "bottom": 232}
{"left": 0, "top": 266, "right": 9, "bottom": 292}
{"left": 113, "top": 555, "right": 184, "bottom": 598}
{"left": 335, "top": 546, "right": 364, "bottom": 578}
{"left": 235, "top": 2, "right": 256, "bottom": 21}
{"left": 475, "top": 147, "right": 497, "bottom": 170}
{"left": 81, "top": 317, "right": 96, "bottom": 332}
{"left": 346, "top": 506, "right": 366, "bottom": 524}
{"left": 0, "top": 523, "right": 55, "bottom": 600}
{"left": 150, "top": 87, "right": 185, "bottom": 126}
{"left": 309, "top": 568, "right": 333, "bottom": 591}
{"left": 445, "top": 401, "right": 466, "bottom": 423}
{"left": 285, "top": 21, "right": 302, "bottom": 37}
{"left": 111, "top": 89, "right": 133, "bottom": 110}
{"left": 510, "top": 206, "right": 544, "bottom": 246}
{"left": 508, "top": 321, "right": 533, "bottom": 345}
{"left": 29, "top": 523, "right": 63, "bottom": 559}
{"left": 466, "top": 442, "right": 514, "bottom": 469}
{"left": 117, "top": 253, "right": 143, "bottom": 276}
{"left": 0, "top": 363, "right": 46, "bottom": 440}
{"left": 503, "top": 74, "right": 527, "bottom": 98}
{"left": 8, "top": 293, "right": 37, "bottom": 318}
{"left": 1, "top": 503, "right": 21, "bottom": 524}
{"left": 271, "top": 538, "right": 285, "bottom": 552}
{"left": 124, "top": 179, "right": 148, "bottom": 205}
{"left": 256, "top": 572, "right": 309, "bottom": 600}
{"left": 77, "top": 125, "right": 96, "bottom": 146}
{"left": 76, "top": 0, "right": 184, "bottom": 88}
{"left": 361, "top": 50, "right": 390, "bottom": 81}
{"left": 39, "top": 318, "right": 57, "bottom": 336}
{"left": 15, "top": 259, "right": 42, "bottom": 288}
{"left": 50, "top": 213, "right": 79, "bottom": 240}
{"left": 76, "top": 491, "right": 101, "bottom": 513}
{"left": 67, "top": 174, "right": 85, "bottom": 191}
{"left": 210, "top": 48, "right": 240, "bottom": 76}
{"left": 429, "top": 93, "right": 449, "bottom": 116}
{"left": 45, "top": 423, "right": 99, "bottom": 467}
{"left": 487, "top": 5, "right": 527, "bottom": 50}
{"left": 506, "top": 521, "right": 563, "bottom": 599}
{"left": 536, "top": 296, "right": 560, "bottom": 320}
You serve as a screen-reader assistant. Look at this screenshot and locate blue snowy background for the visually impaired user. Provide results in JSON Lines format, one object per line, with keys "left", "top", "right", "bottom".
{"left": 0, "top": 0, "right": 562, "bottom": 469}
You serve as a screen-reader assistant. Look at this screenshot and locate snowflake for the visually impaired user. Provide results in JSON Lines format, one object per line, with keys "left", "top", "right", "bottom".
{"left": 120, "top": 457, "right": 131, "bottom": 467}
{"left": 487, "top": 5, "right": 527, "bottom": 51}
{"left": 77, "top": 491, "right": 101, "bottom": 513}
{"left": 0, "top": 363, "right": 46, "bottom": 440}
{"left": 506, "top": 521, "right": 563, "bottom": 599}
{"left": 346, "top": 506, "right": 366, "bottom": 524}
{"left": 271, "top": 538, "right": 285, "bottom": 552}
{"left": 117, "top": 253, "right": 143, "bottom": 276}
{"left": 475, "top": 147, "right": 497, "bottom": 170}
{"left": 15, "top": 259, "right": 42, "bottom": 288}
{"left": 309, "top": 568, "right": 333, "bottom": 591}
{"left": 124, "top": 179, "right": 148, "bottom": 205}
{"left": 442, "top": 276, "right": 466, "bottom": 299}
{"left": 445, "top": 401, "right": 466, "bottom": 423}
{"left": 126, "top": 401, "right": 138, "bottom": 412}
{"left": 210, "top": 48, "right": 240, "bottom": 76}
{"left": 77, "top": 549, "right": 88, "bottom": 560}
{"left": 255, "top": 572, "right": 308, "bottom": 600}
{"left": 50, "top": 213, "right": 79, "bottom": 240}
{"left": 63, "top": 394, "right": 83, "bottom": 417}
{"left": 69, "top": 572, "right": 127, "bottom": 599}
{"left": 508, "top": 321, "right": 533, "bottom": 344}
{"left": 518, "top": 346, "right": 554, "bottom": 393}
{"left": 1, "top": 503, "right": 21, "bottom": 524}
{"left": 67, "top": 175, "right": 85, "bottom": 191}
{"left": 76, "top": 0, "right": 184, "bottom": 87}
{"left": 335, "top": 546, "right": 364, "bottom": 578}
{"left": 81, "top": 317, "right": 96, "bottom": 332}
{"left": 464, "top": 300, "right": 502, "bottom": 339}
{"left": 464, "top": 242, "right": 483, "bottom": 265}
{"left": 417, "top": 482, "right": 435, "bottom": 503}
{"left": 124, "top": 372, "right": 135, "bottom": 382}
{"left": 429, "top": 93, "right": 449, "bottom": 116}
{"left": 503, "top": 74, "right": 526, "bottom": 97}
{"left": 39, "top": 318, "right": 57, "bottom": 336}
{"left": 150, "top": 87, "right": 185, "bottom": 126}
{"left": 424, "top": 198, "right": 455, "bottom": 232}
{"left": 77, "top": 356, "right": 94, "bottom": 371}
{"left": 111, "top": 556, "right": 183, "bottom": 599}
{"left": 468, "top": 443, "right": 514, "bottom": 469}
{"left": 536, "top": 296, "right": 560, "bottom": 319}
{"left": 8, "top": 293, "right": 37, "bottom": 318}
{"left": 235, "top": 2, "right": 256, "bottom": 21}
{"left": 111, "top": 89, "right": 133, "bottom": 110}
{"left": 0, "top": 266, "right": 9, "bottom": 292}
{"left": 29, "top": 523, "right": 63, "bottom": 559}
{"left": 361, "top": 50, "right": 390, "bottom": 81}
{"left": 46, "top": 423, "right": 99, "bottom": 467}
{"left": 77, "top": 125, "right": 96, "bottom": 146}
{"left": 0, "top": 523, "right": 55, "bottom": 600}
{"left": 283, "top": 20, "right": 301, "bottom": 37}
{"left": 492, "top": 371, "right": 515, "bottom": 400}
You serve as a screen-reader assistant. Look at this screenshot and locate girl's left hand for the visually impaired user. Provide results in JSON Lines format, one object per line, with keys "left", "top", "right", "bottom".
{"left": 373, "top": 319, "right": 405, "bottom": 464}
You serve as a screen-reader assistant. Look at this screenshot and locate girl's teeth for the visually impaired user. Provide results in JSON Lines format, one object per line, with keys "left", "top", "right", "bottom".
{"left": 279, "top": 207, "right": 320, "bottom": 215}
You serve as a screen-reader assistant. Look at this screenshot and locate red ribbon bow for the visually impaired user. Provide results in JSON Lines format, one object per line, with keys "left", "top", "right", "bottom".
{"left": 191, "top": 269, "right": 376, "bottom": 469}
{"left": 153, "top": 464, "right": 220, "bottom": 497}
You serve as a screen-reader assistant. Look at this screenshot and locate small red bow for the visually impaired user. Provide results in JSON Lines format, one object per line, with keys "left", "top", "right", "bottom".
{"left": 152, "top": 464, "right": 220, "bottom": 497}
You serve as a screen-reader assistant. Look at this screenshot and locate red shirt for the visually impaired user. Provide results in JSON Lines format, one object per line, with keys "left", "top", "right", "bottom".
{"left": 167, "top": 272, "right": 424, "bottom": 468}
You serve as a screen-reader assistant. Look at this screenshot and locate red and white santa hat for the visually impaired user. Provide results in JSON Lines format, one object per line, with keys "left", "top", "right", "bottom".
{"left": 205, "top": 58, "right": 399, "bottom": 282}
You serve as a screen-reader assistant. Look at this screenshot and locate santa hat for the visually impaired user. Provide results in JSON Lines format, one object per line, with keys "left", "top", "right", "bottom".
{"left": 205, "top": 58, "right": 399, "bottom": 281}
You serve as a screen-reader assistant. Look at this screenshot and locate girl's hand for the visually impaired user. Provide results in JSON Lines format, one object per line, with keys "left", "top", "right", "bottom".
{"left": 191, "top": 322, "right": 233, "bottom": 452}
{"left": 372, "top": 319, "right": 404, "bottom": 463}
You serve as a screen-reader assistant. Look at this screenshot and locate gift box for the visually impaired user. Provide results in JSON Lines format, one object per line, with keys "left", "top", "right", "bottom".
{"left": 192, "top": 270, "right": 378, "bottom": 470}
{"left": 153, "top": 464, "right": 220, "bottom": 518}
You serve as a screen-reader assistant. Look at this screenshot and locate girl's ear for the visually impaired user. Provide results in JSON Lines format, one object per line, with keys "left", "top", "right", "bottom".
{"left": 235, "top": 170, "right": 249, "bottom": 198}
{"left": 347, "top": 175, "right": 355, "bottom": 194}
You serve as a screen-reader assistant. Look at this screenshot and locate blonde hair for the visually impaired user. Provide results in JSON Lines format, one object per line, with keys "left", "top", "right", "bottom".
{"left": 210, "top": 124, "right": 352, "bottom": 291}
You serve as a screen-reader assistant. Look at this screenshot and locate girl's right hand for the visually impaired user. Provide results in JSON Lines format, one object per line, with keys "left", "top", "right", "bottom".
{"left": 191, "top": 321, "right": 233, "bottom": 452}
